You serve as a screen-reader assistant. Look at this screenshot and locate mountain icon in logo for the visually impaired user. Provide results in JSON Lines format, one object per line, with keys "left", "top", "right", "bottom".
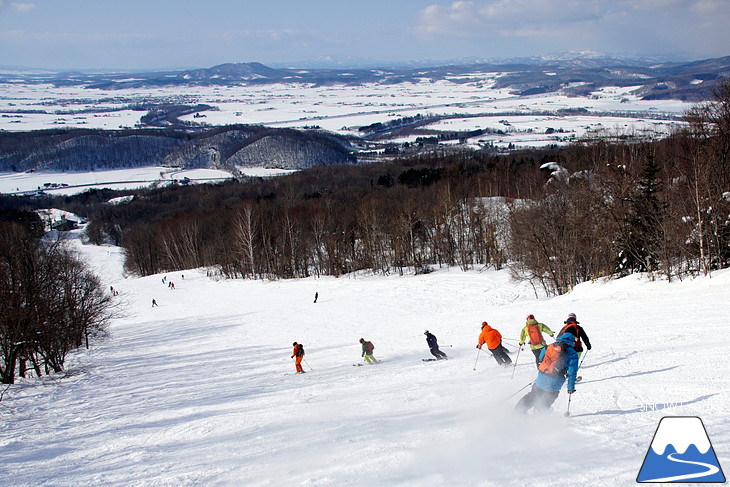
{"left": 637, "top": 416, "right": 725, "bottom": 483}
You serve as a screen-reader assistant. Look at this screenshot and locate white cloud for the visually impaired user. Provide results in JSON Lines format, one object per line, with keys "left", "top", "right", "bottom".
{"left": 11, "top": 2, "right": 36, "bottom": 12}
{"left": 414, "top": 0, "right": 730, "bottom": 57}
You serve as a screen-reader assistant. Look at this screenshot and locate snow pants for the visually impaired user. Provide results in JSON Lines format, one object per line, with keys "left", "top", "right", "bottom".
{"left": 430, "top": 347, "right": 448, "bottom": 360}
{"left": 294, "top": 356, "right": 304, "bottom": 373}
{"left": 531, "top": 347, "right": 544, "bottom": 367}
{"left": 489, "top": 343, "right": 512, "bottom": 366}
{"left": 364, "top": 354, "right": 377, "bottom": 364}
{"left": 514, "top": 384, "right": 560, "bottom": 413}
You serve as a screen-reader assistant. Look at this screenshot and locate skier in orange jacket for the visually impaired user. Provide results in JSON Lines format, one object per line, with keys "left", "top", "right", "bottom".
{"left": 291, "top": 342, "right": 305, "bottom": 373}
{"left": 477, "top": 322, "right": 512, "bottom": 367}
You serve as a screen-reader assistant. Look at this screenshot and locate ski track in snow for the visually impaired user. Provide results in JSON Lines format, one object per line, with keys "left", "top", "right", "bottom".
{"left": 0, "top": 230, "right": 728, "bottom": 486}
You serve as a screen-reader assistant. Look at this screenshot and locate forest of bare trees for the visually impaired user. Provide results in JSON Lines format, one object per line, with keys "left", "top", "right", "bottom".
{"left": 0, "top": 210, "right": 116, "bottom": 384}
{"left": 64, "top": 81, "right": 727, "bottom": 298}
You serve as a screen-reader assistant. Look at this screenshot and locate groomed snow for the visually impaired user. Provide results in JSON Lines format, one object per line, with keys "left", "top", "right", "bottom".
{"left": 0, "top": 228, "right": 727, "bottom": 486}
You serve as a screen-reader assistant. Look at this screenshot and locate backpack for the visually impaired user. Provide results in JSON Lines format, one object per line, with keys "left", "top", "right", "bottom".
{"left": 538, "top": 343, "right": 567, "bottom": 377}
{"left": 364, "top": 341, "right": 375, "bottom": 354}
{"left": 527, "top": 323, "right": 544, "bottom": 346}
{"left": 559, "top": 322, "right": 583, "bottom": 350}
{"left": 297, "top": 344, "right": 305, "bottom": 357}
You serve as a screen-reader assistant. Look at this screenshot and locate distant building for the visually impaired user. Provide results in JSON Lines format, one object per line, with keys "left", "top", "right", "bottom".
{"left": 50, "top": 217, "right": 78, "bottom": 232}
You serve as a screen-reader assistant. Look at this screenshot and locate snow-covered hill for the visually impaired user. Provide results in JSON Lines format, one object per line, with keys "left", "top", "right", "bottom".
{"left": 0, "top": 230, "right": 727, "bottom": 486}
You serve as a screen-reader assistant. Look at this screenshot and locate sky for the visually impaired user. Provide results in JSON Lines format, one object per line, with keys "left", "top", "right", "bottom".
{"left": 0, "top": 0, "right": 729, "bottom": 71}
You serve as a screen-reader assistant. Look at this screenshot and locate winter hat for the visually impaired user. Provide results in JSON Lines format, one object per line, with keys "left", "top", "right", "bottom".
{"left": 526, "top": 314, "right": 535, "bottom": 321}
{"left": 424, "top": 330, "right": 429, "bottom": 335}
{"left": 568, "top": 313, "right": 576, "bottom": 319}
{"left": 359, "top": 338, "right": 364, "bottom": 343}
{"left": 292, "top": 342, "right": 297, "bottom": 346}
{"left": 481, "top": 321, "right": 488, "bottom": 327}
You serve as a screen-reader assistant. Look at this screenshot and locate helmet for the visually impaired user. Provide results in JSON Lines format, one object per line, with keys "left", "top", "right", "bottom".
{"left": 526, "top": 314, "right": 535, "bottom": 320}
{"left": 359, "top": 338, "right": 364, "bottom": 342}
{"left": 292, "top": 342, "right": 297, "bottom": 346}
{"left": 568, "top": 313, "right": 577, "bottom": 319}
{"left": 481, "top": 321, "right": 488, "bottom": 327}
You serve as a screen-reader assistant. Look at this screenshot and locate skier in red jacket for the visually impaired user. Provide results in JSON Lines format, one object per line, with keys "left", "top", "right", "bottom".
{"left": 291, "top": 342, "right": 305, "bottom": 373}
{"left": 477, "top": 322, "right": 512, "bottom": 367}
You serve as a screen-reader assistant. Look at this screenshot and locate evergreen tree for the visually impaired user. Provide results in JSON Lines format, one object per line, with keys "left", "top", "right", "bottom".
{"left": 617, "top": 154, "right": 667, "bottom": 276}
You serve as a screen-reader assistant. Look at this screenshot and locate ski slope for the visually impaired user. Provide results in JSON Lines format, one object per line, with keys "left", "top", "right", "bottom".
{"left": 0, "top": 229, "right": 728, "bottom": 486}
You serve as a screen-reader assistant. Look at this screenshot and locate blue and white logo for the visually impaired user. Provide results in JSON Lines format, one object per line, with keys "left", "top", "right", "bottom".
{"left": 637, "top": 416, "right": 725, "bottom": 483}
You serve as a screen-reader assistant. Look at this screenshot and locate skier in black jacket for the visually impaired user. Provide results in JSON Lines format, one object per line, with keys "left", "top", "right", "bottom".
{"left": 559, "top": 313, "right": 591, "bottom": 357}
{"left": 424, "top": 330, "right": 448, "bottom": 360}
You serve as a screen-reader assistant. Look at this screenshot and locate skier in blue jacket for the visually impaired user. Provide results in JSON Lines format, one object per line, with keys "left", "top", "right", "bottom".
{"left": 514, "top": 332, "right": 579, "bottom": 414}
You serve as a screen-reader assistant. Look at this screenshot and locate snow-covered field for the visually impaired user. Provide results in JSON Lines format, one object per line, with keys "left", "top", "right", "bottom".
{"left": 0, "top": 167, "right": 293, "bottom": 195}
{"left": 0, "top": 76, "right": 688, "bottom": 150}
{"left": 0, "top": 227, "right": 727, "bottom": 486}
{"left": 0, "top": 74, "right": 691, "bottom": 195}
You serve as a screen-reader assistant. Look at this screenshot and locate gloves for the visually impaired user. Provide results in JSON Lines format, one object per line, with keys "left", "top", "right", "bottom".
{"left": 476, "top": 344, "right": 482, "bottom": 349}
{"left": 519, "top": 344, "right": 524, "bottom": 350}
{"left": 587, "top": 344, "right": 592, "bottom": 350}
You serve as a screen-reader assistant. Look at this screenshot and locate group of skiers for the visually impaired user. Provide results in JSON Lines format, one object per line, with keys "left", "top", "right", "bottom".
{"left": 290, "top": 312, "right": 591, "bottom": 414}
{"left": 513, "top": 312, "right": 591, "bottom": 413}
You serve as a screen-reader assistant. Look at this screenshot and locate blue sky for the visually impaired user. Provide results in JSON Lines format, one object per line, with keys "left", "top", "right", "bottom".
{"left": 1, "top": 0, "right": 728, "bottom": 70}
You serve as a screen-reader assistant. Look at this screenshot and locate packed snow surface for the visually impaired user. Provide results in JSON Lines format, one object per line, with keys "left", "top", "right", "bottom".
{"left": 0, "top": 230, "right": 728, "bottom": 486}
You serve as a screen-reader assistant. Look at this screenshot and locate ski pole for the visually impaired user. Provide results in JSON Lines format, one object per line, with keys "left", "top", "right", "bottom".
{"left": 510, "top": 345, "right": 522, "bottom": 379}
{"left": 303, "top": 358, "right": 313, "bottom": 371}
{"left": 565, "top": 392, "right": 573, "bottom": 417}
{"left": 577, "top": 349, "right": 589, "bottom": 370}
{"left": 506, "top": 381, "right": 533, "bottom": 400}
{"left": 473, "top": 348, "right": 481, "bottom": 370}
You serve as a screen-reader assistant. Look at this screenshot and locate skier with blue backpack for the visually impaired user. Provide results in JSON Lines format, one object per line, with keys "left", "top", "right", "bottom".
{"left": 514, "top": 332, "right": 579, "bottom": 414}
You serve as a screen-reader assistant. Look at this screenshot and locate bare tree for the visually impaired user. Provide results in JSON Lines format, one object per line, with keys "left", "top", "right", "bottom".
{"left": 0, "top": 219, "right": 114, "bottom": 384}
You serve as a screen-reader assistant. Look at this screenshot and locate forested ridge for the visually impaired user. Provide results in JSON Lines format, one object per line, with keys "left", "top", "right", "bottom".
{"left": 0, "top": 125, "right": 355, "bottom": 173}
{"left": 5, "top": 82, "right": 729, "bottom": 296}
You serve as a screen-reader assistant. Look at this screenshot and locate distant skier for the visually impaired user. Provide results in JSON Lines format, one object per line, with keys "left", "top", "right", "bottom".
{"left": 559, "top": 313, "right": 591, "bottom": 357}
{"left": 152, "top": 298, "right": 158, "bottom": 307}
{"left": 477, "top": 322, "right": 512, "bottom": 367}
{"left": 314, "top": 292, "right": 318, "bottom": 303}
{"left": 519, "top": 314, "right": 555, "bottom": 367}
{"left": 514, "top": 332, "right": 578, "bottom": 414}
{"left": 291, "top": 342, "right": 305, "bottom": 374}
{"left": 359, "top": 338, "right": 377, "bottom": 364}
{"left": 424, "top": 330, "right": 448, "bottom": 360}
{"left": 168, "top": 281, "right": 175, "bottom": 290}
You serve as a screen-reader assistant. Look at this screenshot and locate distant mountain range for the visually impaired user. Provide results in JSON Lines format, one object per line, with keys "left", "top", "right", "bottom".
{"left": 2, "top": 53, "right": 729, "bottom": 101}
